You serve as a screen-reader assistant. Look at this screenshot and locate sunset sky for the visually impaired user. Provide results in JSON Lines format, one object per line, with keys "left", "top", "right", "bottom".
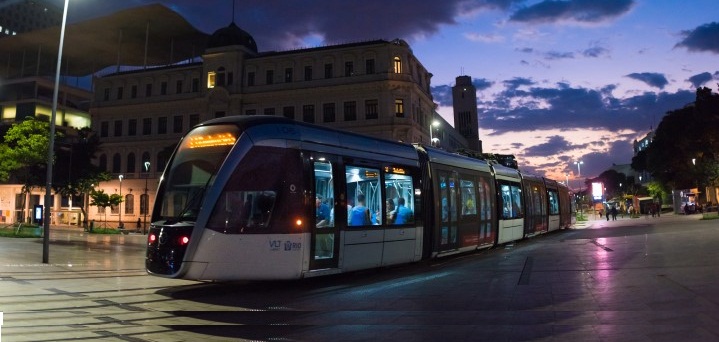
{"left": 57, "top": 0, "right": 719, "bottom": 184}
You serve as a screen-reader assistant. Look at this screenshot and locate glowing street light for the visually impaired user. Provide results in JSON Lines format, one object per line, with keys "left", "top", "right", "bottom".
{"left": 429, "top": 120, "right": 440, "bottom": 147}
{"left": 43, "top": 0, "right": 70, "bottom": 264}
{"left": 118, "top": 174, "right": 124, "bottom": 229}
{"left": 143, "top": 161, "right": 150, "bottom": 234}
{"left": 574, "top": 160, "right": 584, "bottom": 193}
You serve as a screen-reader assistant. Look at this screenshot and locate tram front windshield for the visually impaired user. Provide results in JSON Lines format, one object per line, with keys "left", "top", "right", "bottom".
{"left": 157, "top": 124, "right": 239, "bottom": 222}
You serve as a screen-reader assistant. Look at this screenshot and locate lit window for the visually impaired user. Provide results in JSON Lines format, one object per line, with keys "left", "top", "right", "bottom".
{"left": 207, "top": 71, "right": 216, "bottom": 88}
{"left": 393, "top": 57, "right": 402, "bottom": 74}
{"left": 395, "top": 99, "right": 404, "bottom": 117}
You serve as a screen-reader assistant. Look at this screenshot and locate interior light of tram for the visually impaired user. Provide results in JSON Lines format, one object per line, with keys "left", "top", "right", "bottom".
{"left": 187, "top": 133, "right": 236, "bottom": 148}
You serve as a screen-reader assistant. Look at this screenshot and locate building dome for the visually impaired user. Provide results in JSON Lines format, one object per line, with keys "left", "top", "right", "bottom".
{"left": 207, "top": 22, "right": 257, "bottom": 52}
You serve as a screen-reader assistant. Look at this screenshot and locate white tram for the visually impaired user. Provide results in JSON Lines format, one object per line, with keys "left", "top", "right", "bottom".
{"left": 146, "top": 116, "right": 572, "bottom": 280}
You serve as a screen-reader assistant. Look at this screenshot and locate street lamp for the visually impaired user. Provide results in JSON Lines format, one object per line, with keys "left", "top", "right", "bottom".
{"left": 574, "top": 160, "right": 583, "bottom": 192}
{"left": 429, "top": 120, "right": 440, "bottom": 147}
{"left": 143, "top": 161, "right": 150, "bottom": 234}
{"left": 42, "top": 0, "right": 69, "bottom": 264}
{"left": 118, "top": 174, "right": 124, "bottom": 229}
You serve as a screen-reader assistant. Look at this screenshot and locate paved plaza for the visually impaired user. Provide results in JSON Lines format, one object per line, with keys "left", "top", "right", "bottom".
{"left": 1, "top": 212, "right": 718, "bottom": 341}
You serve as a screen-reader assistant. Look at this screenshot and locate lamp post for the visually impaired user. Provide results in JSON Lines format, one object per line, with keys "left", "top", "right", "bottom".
{"left": 574, "top": 160, "right": 583, "bottom": 193}
{"left": 429, "top": 120, "right": 440, "bottom": 147}
{"left": 118, "top": 174, "right": 124, "bottom": 229}
{"left": 42, "top": 0, "right": 69, "bottom": 264}
{"left": 143, "top": 161, "right": 150, "bottom": 234}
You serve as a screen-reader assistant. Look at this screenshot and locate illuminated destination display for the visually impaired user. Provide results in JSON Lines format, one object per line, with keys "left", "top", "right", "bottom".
{"left": 187, "top": 133, "right": 236, "bottom": 149}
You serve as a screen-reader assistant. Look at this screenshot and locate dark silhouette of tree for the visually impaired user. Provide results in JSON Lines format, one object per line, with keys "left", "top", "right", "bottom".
{"left": 633, "top": 87, "right": 719, "bottom": 194}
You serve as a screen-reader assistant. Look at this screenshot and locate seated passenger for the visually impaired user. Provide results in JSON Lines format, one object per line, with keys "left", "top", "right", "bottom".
{"left": 348, "top": 194, "right": 371, "bottom": 226}
{"left": 393, "top": 197, "right": 413, "bottom": 224}
{"left": 316, "top": 196, "right": 331, "bottom": 227}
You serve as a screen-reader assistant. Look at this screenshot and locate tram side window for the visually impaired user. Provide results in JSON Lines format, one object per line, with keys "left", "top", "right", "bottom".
{"left": 460, "top": 178, "right": 477, "bottom": 216}
{"left": 314, "top": 160, "right": 334, "bottom": 228}
{"left": 548, "top": 190, "right": 559, "bottom": 215}
{"left": 384, "top": 171, "right": 414, "bottom": 225}
{"left": 207, "top": 147, "right": 303, "bottom": 234}
{"left": 346, "top": 166, "right": 380, "bottom": 226}
{"left": 500, "top": 182, "right": 523, "bottom": 219}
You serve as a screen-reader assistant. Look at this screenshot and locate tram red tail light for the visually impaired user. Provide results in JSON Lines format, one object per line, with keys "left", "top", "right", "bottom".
{"left": 179, "top": 236, "right": 190, "bottom": 245}
{"left": 148, "top": 233, "right": 157, "bottom": 243}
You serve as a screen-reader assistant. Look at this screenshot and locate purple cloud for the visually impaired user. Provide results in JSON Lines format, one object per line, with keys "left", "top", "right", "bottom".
{"left": 626, "top": 72, "right": 669, "bottom": 89}
{"left": 676, "top": 22, "right": 719, "bottom": 54}
{"left": 509, "top": 0, "right": 635, "bottom": 24}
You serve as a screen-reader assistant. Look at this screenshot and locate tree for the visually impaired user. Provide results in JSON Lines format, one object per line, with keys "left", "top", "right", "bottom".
{"left": 89, "top": 189, "right": 122, "bottom": 229}
{"left": 0, "top": 118, "right": 55, "bottom": 222}
{"left": 53, "top": 127, "right": 109, "bottom": 228}
{"left": 587, "top": 169, "right": 629, "bottom": 200}
{"left": 633, "top": 87, "right": 719, "bottom": 196}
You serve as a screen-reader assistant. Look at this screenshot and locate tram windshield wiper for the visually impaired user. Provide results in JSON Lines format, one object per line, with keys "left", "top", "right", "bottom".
{"left": 169, "top": 176, "right": 213, "bottom": 224}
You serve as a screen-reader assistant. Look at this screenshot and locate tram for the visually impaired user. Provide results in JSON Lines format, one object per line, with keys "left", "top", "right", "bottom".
{"left": 146, "top": 116, "right": 573, "bottom": 280}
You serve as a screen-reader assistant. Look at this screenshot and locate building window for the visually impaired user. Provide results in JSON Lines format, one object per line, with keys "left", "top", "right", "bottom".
{"left": 160, "top": 81, "right": 167, "bottom": 95}
{"left": 103, "top": 88, "right": 109, "bottom": 101}
{"left": 112, "top": 153, "right": 121, "bottom": 173}
{"left": 191, "top": 78, "right": 199, "bottom": 92}
{"left": 304, "top": 66, "right": 312, "bottom": 81}
{"left": 140, "top": 194, "right": 149, "bottom": 215}
{"left": 228, "top": 72, "right": 234, "bottom": 85}
{"left": 245, "top": 109, "right": 256, "bottom": 115}
{"left": 344, "top": 61, "right": 354, "bottom": 77}
{"left": 264, "top": 108, "right": 275, "bottom": 116}
{"left": 173, "top": 115, "right": 183, "bottom": 133}
{"left": 128, "top": 119, "right": 137, "bottom": 136}
{"left": 189, "top": 114, "right": 200, "bottom": 127}
{"left": 99, "top": 154, "right": 107, "bottom": 171}
{"left": 158, "top": 116, "right": 167, "bottom": 134}
{"left": 142, "top": 118, "right": 152, "bottom": 135}
{"left": 283, "top": 106, "right": 295, "bottom": 119}
{"left": 323, "top": 103, "right": 335, "bottom": 123}
{"left": 145, "top": 84, "right": 152, "bottom": 97}
{"left": 366, "top": 59, "right": 375, "bottom": 74}
{"left": 127, "top": 153, "right": 135, "bottom": 173}
{"left": 175, "top": 80, "right": 183, "bottom": 94}
{"left": 131, "top": 85, "right": 137, "bottom": 98}
{"left": 344, "top": 101, "right": 357, "bottom": 121}
{"left": 393, "top": 56, "right": 402, "bottom": 74}
{"left": 324, "top": 63, "right": 333, "bottom": 79}
{"left": 285, "top": 68, "right": 293, "bottom": 82}
{"left": 117, "top": 87, "right": 123, "bottom": 100}
{"left": 365, "top": 99, "right": 378, "bottom": 120}
{"left": 247, "top": 72, "right": 255, "bottom": 86}
{"left": 100, "top": 121, "right": 109, "bottom": 137}
{"left": 216, "top": 67, "right": 226, "bottom": 86}
{"left": 125, "top": 194, "right": 134, "bottom": 215}
{"left": 395, "top": 99, "right": 405, "bottom": 117}
{"left": 303, "top": 105, "right": 315, "bottom": 123}
{"left": 114, "top": 120, "right": 122, "bottom": 137}
{"left": 207, "top": 71, "right": 216, "bottom": 88}
{"left": 266, "top": 70, "right": 274, "bottom": 85}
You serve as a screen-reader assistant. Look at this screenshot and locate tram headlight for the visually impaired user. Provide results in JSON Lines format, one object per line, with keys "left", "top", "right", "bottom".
{"left": 295, "top": 218, "right": 303, "bottom": 228}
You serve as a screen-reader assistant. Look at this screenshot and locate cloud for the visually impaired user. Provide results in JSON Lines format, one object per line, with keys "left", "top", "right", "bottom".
{"left": 582, "top": 45, "right": 610, "bottom": 58}
{"left": 524, "top": 135, "right": 585, "bottom": 156}
{"left": 625, "top": 72, "right": 669, "bottom": 89}
{"left": 544, "top": 51, "right": 575, "bottom": 60}
{"left": 676, "top": 22, "right": 719, "bottom": 54}
{"left": 476, "top": 80, "right": 694, "bottom": 135}
{"left": 687, "top": 72, "right": 713, "bottom": 88}
{"left": 464, "top": 32, "right": 505, "bottom": 43}
{"left": 509, "top": 0, "right": 635, "bottom": 25}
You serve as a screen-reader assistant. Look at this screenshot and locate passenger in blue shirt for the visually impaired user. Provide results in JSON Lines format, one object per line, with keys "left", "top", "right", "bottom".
{"left": 393, "top": 197, "right": 413, "bottom": 224}
{"left": 316, "top": 196, "right": 331, "bottom": 227}
{"left": 349, "top": 194, "right": 371, "bottom": 226}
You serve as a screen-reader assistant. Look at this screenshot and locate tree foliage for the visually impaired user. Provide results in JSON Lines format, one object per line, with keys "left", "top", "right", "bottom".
{"left": 0, "top": 118, "right": 53, "bottom": 185}
{"left": 633, "top": 87, "right": 719, "bottom": 191}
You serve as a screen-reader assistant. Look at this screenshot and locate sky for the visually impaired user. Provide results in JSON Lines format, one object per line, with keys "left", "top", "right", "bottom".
{"left": 53, "top": 0, "right": 719, "bottom": 185}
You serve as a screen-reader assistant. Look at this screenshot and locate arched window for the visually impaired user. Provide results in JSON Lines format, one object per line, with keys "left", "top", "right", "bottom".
{"left": 393, "top": 57, "right": 402, "bottom": 74}
{"left": 112, "top": 153, "right": 121, "bottom": 173}
{"left": 125, "top": 194, "right": 134, "bottom": 215}
{"left": 127, "top": 153, "right": 136, "bottom": 173}
{"left": 99, "top": 154, "right": 107, "bottom": 172}
{"left": 140, "top": 193, "right": 149, "bottom": 215}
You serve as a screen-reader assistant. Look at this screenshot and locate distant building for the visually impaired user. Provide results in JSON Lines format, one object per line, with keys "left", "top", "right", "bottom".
{"left": 0, "top": 0, "right": 62, "bottom": 37}
{"left": 633, "top": 129, "right": 654, "bottom": 155}
{"left": 452, "top": 75, "right": 481, "bottom": 152}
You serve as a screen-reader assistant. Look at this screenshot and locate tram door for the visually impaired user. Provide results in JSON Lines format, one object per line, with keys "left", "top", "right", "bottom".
{"left": 438, "top": 171, "right": 459, "bottom": 252}
{"left": 310, "top": 157, "right": 340, "bottom": 269}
